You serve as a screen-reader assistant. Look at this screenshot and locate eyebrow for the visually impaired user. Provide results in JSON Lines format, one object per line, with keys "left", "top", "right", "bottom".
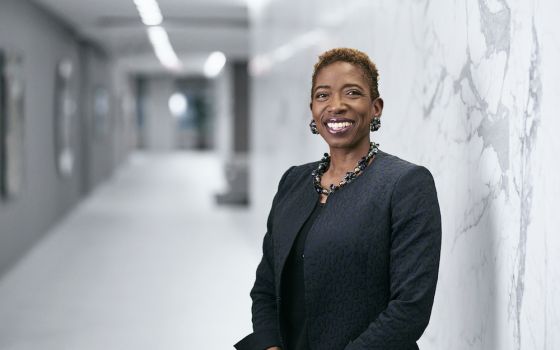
{"left": 314, "top": 85, "right": 330, "bottom": 92}
{"left": 313, "top": 83, "right": 365, "bottom": 92}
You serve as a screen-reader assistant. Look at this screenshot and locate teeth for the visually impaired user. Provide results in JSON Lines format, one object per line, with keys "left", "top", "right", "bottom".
{"left": 327, "top": 121, "right": 352, "bottom": 130}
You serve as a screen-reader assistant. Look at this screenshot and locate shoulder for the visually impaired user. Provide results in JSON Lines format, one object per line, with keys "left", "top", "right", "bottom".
{"left": 269, "top": 161, "right": 318, "bottom": 207}
{"left": 356, "top": 150, "right": 437, "bottom": 205}
{"left": 275, "top": 161, "right": 318, "bottom": 191}
{"left": 374, "top": 150, "right": 426, "bottom": 177}
{"left": 374, "top": 151, "right": 438, "bottom": 206}
{"left": 374, "top": 150, "right": 435, "bottom": 185}
{"left": 282, "top": 161, "right": 318, "bottom": 181}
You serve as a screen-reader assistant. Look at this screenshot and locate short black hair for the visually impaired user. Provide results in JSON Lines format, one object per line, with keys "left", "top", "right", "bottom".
{"left": 311, "top": 48, "right": 380, "bottom": 101}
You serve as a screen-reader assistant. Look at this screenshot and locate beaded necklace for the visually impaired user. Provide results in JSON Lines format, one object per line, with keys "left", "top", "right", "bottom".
{"left": 312, "top": 142, "right": 379, "bottom": 196}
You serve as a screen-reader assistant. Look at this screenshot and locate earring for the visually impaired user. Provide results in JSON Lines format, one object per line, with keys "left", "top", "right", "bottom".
{"left": 309, "top": 120, "right": 319, "bottom": 134}
{"left": 370, "top": 117, "right": 381, "bottom": 132}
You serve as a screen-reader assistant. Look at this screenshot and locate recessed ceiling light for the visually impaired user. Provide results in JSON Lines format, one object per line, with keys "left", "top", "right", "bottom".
{"left": 204, "top": 51, "right": 227, "bottom": 78}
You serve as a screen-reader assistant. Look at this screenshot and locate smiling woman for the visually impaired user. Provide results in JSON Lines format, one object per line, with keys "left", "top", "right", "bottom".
{"left": 235, "top": 48, "right": 442, "bottom": 350}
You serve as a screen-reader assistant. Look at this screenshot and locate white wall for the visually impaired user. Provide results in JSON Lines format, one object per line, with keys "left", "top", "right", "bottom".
{"left": 249, "top": 0, "right": 560, "bottom": 349}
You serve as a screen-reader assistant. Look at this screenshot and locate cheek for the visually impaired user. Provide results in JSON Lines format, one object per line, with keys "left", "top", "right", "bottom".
{"left": 354, "top": 105, "right": 371, "bottom": 119}
{"left": 361, "top": 105, "right": 375, "bottom": 118}
{"left": 311, "top": 105, "right": 324, "bottom": 119}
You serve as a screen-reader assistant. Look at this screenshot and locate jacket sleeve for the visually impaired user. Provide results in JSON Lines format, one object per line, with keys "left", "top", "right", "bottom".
{"left": 345, "top": 165, "right": 442, "bottom": 350}
{"left": 235, "top": 166, "right": 295, "bottom": 350}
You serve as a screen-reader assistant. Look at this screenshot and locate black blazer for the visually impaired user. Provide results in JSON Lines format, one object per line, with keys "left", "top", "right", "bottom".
{"left": 235, "top": 150, "right": 442, "bottom": 350}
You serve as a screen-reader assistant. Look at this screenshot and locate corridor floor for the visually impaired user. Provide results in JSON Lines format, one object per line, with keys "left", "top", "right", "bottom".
{"left": 0, "top": 152, "right": 261, "bottom": 350}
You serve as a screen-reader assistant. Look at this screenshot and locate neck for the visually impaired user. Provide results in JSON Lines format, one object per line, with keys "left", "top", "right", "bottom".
{"left": 328, "top": 140, "right": 372, "bottom": 177}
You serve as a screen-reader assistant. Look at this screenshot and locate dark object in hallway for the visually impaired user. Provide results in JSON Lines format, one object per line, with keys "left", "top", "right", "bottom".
{"left": 215, "top": 155, "right": 249, "bottom": 206}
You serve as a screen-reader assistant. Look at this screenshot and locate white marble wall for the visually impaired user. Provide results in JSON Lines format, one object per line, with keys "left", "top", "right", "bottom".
{"left": 248, "top": 0, "right": 560, "bottom": 348}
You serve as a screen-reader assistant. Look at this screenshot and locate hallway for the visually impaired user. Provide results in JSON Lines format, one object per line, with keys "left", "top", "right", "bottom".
{"left": 0, "top": 152, "right": 258, "bottom": 350}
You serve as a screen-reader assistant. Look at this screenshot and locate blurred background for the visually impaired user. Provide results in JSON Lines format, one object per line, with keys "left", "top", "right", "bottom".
{"left": 0, "top": 0, "right": 559, "bottom": 349}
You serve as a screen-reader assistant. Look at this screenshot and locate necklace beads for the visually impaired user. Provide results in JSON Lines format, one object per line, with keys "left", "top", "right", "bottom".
{"left": 312, "top": 142, "right": 379, "bottom": 196}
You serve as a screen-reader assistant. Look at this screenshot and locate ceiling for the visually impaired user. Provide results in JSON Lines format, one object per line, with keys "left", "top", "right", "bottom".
{"left": 32, "top": 0, "right": 250, "bottom": 74}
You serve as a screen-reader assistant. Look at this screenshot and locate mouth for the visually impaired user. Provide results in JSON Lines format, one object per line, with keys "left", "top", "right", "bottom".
{"left": 324, "top": 118, "right": 355, "bottom": 134}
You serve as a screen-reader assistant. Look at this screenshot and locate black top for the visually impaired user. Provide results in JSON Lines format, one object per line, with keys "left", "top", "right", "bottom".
{"left": 280, "top": 201, "right": 324, "bottom": 350}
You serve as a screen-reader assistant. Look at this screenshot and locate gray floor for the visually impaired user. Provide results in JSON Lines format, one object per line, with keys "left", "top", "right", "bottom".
{"left": 0, "top": 152, "right": 260, "bottom": 350}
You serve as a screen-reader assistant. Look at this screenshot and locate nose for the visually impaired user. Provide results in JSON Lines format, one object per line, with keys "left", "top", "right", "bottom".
{"left": 328, "top": 93, "right": 346, "bottom": 113}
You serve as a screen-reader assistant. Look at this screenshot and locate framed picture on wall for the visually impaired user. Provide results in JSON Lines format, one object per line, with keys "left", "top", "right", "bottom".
{"left": 0, "top": 49, "right": 25, "bottom": 200}
{"left": 53, "top": 58, "right": 76, "bottom": 177}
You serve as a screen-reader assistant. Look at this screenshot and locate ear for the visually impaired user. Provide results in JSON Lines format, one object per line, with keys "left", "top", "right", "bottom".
{"left": 372, "top": 97, "right": 384, "bottom": 117}
{"left": 309, "top": 101, "right": 313, "bottom": 111}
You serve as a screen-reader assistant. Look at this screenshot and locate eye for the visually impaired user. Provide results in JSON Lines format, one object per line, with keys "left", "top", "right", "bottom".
{"left": 346, "top": 89, "right": 363, "bottom": 96}
{"left": 315, "top": 92, "right": 329, "bottom": 100}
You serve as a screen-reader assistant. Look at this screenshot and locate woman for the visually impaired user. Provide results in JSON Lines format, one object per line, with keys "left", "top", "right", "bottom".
{"left": 235, "top": 48, "right": 441, "bottom": 350}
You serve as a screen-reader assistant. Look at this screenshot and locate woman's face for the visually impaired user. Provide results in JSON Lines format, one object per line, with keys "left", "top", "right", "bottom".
{"left": 310, "top": 61, "right": 383, "bottom": 150}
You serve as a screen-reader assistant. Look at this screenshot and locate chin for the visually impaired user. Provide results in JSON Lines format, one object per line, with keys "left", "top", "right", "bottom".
{"left": 323, "top": 138, "right": 357, "bottom": 150}
{"left": 321, "top": 133, "right": 368, "bottom": 150}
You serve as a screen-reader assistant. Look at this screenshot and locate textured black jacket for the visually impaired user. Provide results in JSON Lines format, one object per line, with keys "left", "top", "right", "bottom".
{"left": 235, "top": 150, "right": 442, "bottom": 350}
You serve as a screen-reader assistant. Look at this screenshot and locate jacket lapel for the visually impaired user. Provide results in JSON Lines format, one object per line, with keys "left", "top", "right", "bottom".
{"left": 273, "top": 177, "right": 318, "bottom": 295}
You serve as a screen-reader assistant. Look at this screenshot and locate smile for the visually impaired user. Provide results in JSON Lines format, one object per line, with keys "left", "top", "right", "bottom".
{"left": 324, "top": 118, "right": 355, "bottom": 134}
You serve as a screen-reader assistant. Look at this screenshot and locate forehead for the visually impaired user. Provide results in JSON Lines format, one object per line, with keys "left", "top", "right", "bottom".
{"left": 314, "top": 61, "right": 368, "bottom": 87}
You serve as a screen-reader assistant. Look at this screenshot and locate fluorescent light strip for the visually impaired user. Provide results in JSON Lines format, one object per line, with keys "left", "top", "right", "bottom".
{"left": 147, "top": 26, "right": 182, "bottom": 71}
{"left": 133, "top": 0, "right": 163, "bottom": 26}
{"left": 133, "top": 0, "right": 182, "bottom": 71}
{"left": 203, "top": 51, "right": 227, "bottom": 78}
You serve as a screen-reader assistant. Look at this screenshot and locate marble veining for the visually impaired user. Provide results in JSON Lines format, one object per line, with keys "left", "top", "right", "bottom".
{"left": 479, "top": 0, "right": 511, "bottom": 56}
{"left": 512, "top": 18, "right": 541, "bottom": 349}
